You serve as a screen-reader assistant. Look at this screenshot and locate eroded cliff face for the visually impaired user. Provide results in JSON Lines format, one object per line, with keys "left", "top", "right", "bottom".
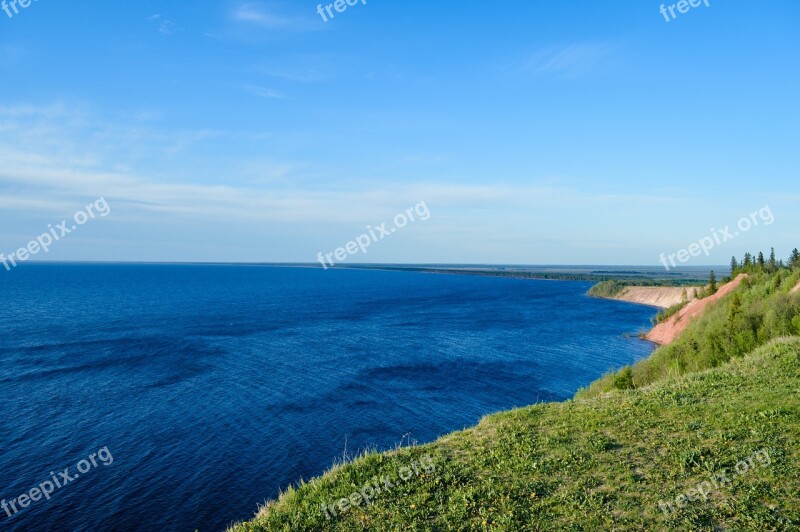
{"left": 612, "top": 286, "right": 700, "bottom": 309}
{"left": 646, "top": 274, "right": 747, "bottom": 345}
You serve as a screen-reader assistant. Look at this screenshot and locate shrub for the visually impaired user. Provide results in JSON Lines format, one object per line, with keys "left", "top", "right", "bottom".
{"left": 588, "top": 280, "right": 625, "bottom": 298}
{"left": 653, "top": 301, "right": 686, "bottom": 325}
{"left": 612, "top": 366, "right": 635, "bottom": 390}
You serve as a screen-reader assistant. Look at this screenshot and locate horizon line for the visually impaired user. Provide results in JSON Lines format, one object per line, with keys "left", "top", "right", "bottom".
{"left": 6, "top": 261, "right": 729, "bottom": 268}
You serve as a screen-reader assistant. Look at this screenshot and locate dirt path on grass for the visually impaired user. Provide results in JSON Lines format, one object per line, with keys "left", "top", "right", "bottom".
{"left": 646, "top": 274, "right": 748, "bottom": 345}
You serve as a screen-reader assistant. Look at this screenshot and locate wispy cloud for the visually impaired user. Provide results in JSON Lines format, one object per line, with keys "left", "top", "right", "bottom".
{"left": 244, "top": 53, "right": 345, "bottom": 83}
{"left": 0, "top": 44, "right": 27, "bottom": 66}
{"left": 0, "top": 105, "right": 686, "bottom": 226}
{"left": 0, "top": 104, "right": 707, "bottom": 270}
{"left": 148, "top": 14, "right": 177, "bottom": 36}
{"left": 510, "top": 43, "right": 616, "bottom": 79}
{"left": 265, "top": 68, "right": 328, "bottom": 82}
{"left": 231, "top": 2, "right": 317, "bottom": 31}
{"left": 239, "top": 84, "right": 287, "bottom": 99}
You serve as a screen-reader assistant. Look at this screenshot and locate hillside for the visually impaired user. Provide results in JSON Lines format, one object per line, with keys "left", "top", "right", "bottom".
{"left": 231, "top": 338, "right": 800, "bottom": 531}
{"left": 613, "top": 286, "right": 699, "bottom": 309}
{"left": 587, "top": 280, "right": 703, "bottom": 308}
{"left": 230, "top": 268, "right": 800, "bottom": 531}
{"left": 646, "top": 274, "right": 747, "bottom": 345}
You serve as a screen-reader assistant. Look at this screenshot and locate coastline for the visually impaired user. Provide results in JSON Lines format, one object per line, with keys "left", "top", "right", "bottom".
{"left": 229, "top": 275, "right": 671, "bottom": 528}
{"left": 231, "top": 268, "right": 800, "bottom": 530}
{"left": 589, "top": 286, "right": 702, "bottom": 309}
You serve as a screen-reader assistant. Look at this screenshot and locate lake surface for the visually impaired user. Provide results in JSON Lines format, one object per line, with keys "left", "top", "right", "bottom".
{"left": 0, "top": 265, "right": 656, "bottom": 531}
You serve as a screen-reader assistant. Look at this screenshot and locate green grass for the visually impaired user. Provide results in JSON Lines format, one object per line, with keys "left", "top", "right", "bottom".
{"left": 231, "top": 338, "right": 800, "bottom": 531}
{"left": 230, "top": 269, "right": 800, "bottom": 531}
{"left": 653, "top": 300, "right": 688, "bottom": 325}
{"left": 580, "top": 268, "right": 800, "bottom": 398}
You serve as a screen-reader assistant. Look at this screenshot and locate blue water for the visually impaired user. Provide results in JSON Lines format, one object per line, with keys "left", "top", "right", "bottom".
{"left": 0, "top": 265, "right": 656, "bottom": 531}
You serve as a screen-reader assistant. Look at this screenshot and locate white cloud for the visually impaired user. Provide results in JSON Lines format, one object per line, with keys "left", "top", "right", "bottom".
{"left": 510, "top": 43, "right": 616, "bottom": 78}
{"left": 148, "top": 14, "right": 178, "bottom": 35}
{"left": 239, "top": 84, "right": 287, "bottom": 99}
{"left": 231, "top": 2, "right": 317, "bottom": 31}
{"left": 0, "top": 104, "right": 706, "bottom": 265}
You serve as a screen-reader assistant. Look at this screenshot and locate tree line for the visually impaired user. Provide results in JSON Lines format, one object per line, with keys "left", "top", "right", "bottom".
{"left": 730, "top": 247, "right": 800, "bottom": 276}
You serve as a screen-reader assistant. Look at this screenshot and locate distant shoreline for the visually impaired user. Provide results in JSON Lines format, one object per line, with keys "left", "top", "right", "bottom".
{"left": 13, "top": 261, "right": 721, "bottom": 283}
{"left": 302, "top": 264, "right": 714, "bottom": 284}
{"left": 589, "top": 286, "right": 704, "bottom": 309}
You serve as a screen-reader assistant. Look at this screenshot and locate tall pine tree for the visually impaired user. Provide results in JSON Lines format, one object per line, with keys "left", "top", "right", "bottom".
{"left": 709, "top": 270, "right": 718, "bottom": 294}
{"left": 790, "top": 248, "right": 800, "bottom": 269}
{"left": 730, "top": 256, "right": 739, "bottom": 275}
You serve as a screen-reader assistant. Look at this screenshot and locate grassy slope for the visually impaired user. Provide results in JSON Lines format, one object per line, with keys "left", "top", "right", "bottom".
{"left": 580, "top": 269, "right": 800, "bottom": 399}
{"left": 231, "top": 272, "right": 800, "bottom": 531}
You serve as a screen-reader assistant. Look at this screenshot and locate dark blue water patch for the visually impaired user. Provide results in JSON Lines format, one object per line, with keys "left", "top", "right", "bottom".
{"left": 0, "top": 264, "right": 656, "bottom": 531}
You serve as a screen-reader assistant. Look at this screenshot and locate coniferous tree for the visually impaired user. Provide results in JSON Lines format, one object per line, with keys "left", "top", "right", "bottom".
{"left": 709, "top": 270, "right": 718, "bottom": 294}
{"left": 757, "top": 252, "right": 766, "bottom": 270}
{"left": 743, "top": 253, "right": 753, "bottom": 270}
{"left": 790, "top": 248, "right": 800, "bottom": 269}
{"left": 769, "top": 248, "right": 777, "bottom": 272}
{"left": 730, "top": 256, "right": 739, "bottom": 275}
{"left": 727, "top": 292, "right": 742, "bottom": 332}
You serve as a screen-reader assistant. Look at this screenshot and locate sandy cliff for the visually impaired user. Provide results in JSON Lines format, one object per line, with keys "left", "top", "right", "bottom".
{"left": 613, "top": 286, "right": 700, "bottom": 309}
{"left": 645, "top": 274, "right": 748, "bottom": 345}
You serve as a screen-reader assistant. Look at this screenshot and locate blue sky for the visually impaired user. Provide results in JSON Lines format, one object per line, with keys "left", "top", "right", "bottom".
{"left": 0, "top": 0, "right": 798, "bottom": 265}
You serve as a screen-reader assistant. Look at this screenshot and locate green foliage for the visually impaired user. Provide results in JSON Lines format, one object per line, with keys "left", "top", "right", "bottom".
{"left": 581, "top": 267, "right": 800, "bottom": 398}
{"left": 730, "top": 256, "right": 739, "bottom": 276}
{"left": 588, "top": 278, "right": 712, "bottom": 300}
{"left": 587, "top": 280, "right": 625, "bottom": 298}
{"left": 728, "top": 292, "right": 742, "bottom": 332}
{"left": 653, "top": 302, "right": 686, "bottom": 325}
{"left": 708, "top": 270, "right": 717, "bottom": 294}
{"left": 612, "top": 366, "right": 635, "bottom": 390}
{"left": 735, "top": 248, "right": 799, "bottom": 275}
{"left": 791, "top": 248, "right": 800, "bottom": 270}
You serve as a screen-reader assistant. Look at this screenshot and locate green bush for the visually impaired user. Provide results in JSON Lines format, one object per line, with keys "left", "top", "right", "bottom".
{"left": 653, "top": 301, "right": 687, "bottom": 325}
{"left": 587, "top": 280, "right": 625, "bottom": 298}
{"left": 612, "top": 366, "right": 635, "bottom": 390}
